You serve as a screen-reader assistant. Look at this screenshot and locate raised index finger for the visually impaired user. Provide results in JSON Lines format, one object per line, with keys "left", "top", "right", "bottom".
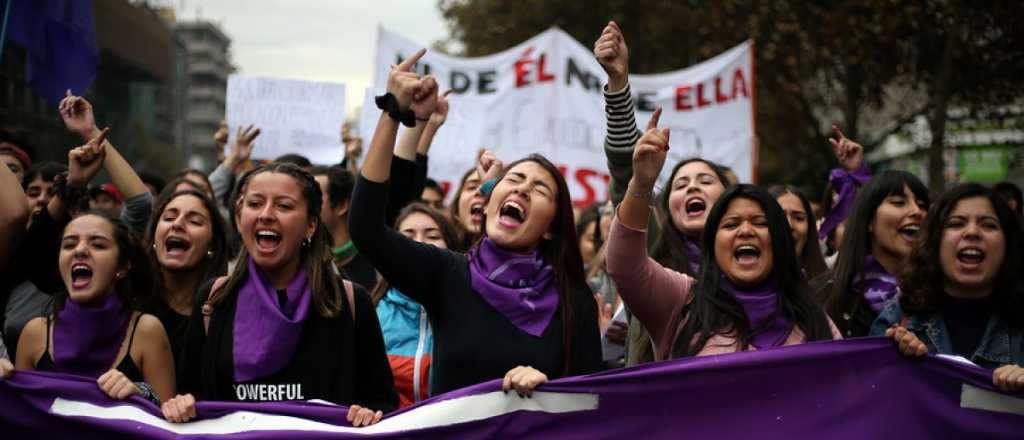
{"left": 831, "top": 124, "right": 847, "bottom": 141}
{"left": 646, "top": 106, "right": 663, "bottom": 131}
{"left": 93, "top": 127, "right": 111, "bottom": 146}
{"left": 396, "top": 48, "right": 427, "bottom": 72}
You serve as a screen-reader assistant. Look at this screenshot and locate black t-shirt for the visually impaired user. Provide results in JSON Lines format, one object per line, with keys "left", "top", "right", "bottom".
{"left": 149, "top": 299, "right": 189, "bottom": 362}
{"left": 350, "top": 176, "right": 603, "bottom": 396}
{"left": 942, "top": 294, "right": 993, "bottom": 358}
{"left": 177, "top": 278, "right": 397, "bottom": 411}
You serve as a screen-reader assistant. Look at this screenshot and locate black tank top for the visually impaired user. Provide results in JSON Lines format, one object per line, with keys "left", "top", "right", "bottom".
{"left": 35, "top": 313, "right": 145, "bottom": 382}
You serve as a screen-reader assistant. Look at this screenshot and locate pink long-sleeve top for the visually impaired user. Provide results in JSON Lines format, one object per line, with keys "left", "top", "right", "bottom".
{"left": 606, "top": 216, "right": 841, "bottom": 361}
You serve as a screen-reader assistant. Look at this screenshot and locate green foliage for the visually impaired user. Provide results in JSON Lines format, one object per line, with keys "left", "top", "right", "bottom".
{"left": 438, "top": 0, "right": 1024, "bottom": 194}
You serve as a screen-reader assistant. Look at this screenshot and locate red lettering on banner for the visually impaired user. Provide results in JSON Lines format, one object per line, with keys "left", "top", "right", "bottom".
{"left": 557, "top": 165, "right": 568, "bottom": 176}
{"left": 574, "top": 168, "right": 601, "bottom": 208}
{"left": 538, "top": 55, "right": 555, "bottom": 82}
{"left": 675, "top": 85, "right": 693, "bottom": 111}
{"left": 715, "top": 76, "right": 729, "bottom": 103}
{"left": 515, "top": 47, "right": 556, "bottom": 88}
{"left": 674, "top": 68, "right": 750, "bottom": 112}
{"left": 696, "top": 83, "right": 711, "bottom": 108}
{"left": 440, "top": 181, "right": 451, "bottom": 198}
{"left": 732, "top": 68, "right": 749, "bottom": 99}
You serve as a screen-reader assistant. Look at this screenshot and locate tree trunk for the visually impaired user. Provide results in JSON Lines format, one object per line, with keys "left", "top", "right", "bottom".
{"left": 927, "top": 32, "right": 957, "bottom": 194}
{"left": 843, "top": 64, "right": 863, "bottom": 142}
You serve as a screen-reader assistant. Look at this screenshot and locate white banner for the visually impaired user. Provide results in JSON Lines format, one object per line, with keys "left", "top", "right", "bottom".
{"left": 227, "top": 75, "right": 347, "bottom": 164}
{"left": 360, "top": 27, "right": 754, "bottom": 207}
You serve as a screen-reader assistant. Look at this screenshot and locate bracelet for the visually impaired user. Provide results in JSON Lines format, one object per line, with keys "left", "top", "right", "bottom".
{"left": 135, "top": 381, "right": 161, "bottom": 406}
{"left": 478, "top": 178, "right": 498, "bottom": 197}
{"left": 375, "top": 93, "right": 416, "bottom": 127}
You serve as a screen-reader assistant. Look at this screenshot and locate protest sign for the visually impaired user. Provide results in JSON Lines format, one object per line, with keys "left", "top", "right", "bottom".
{"left": 360, "top": 27, "right": 754, "bottom": 206}
{"left": 227, "top": 75, "right": 347, "bottom": 164}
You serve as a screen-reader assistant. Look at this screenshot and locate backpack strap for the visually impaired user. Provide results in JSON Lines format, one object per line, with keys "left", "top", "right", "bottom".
{"left": 201, "top": 276, "right": 356, "bottom": 334}
{"left": 201, "top": 276, "right": 229, "bottom": 334}
{"left": 342, "top": 279, "right": 356, "bottom": 321}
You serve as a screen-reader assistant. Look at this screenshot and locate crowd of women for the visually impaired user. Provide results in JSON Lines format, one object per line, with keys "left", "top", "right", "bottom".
{"left": 0, "top": 21, "right": 1022, "bottom": 428}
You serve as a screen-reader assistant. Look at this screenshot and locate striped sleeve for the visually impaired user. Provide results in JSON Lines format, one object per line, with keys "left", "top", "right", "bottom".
{"left": 604, "top": 83, "right": 641, "bottom": 149}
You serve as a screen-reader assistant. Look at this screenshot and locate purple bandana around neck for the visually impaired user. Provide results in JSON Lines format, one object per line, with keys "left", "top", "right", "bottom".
{"left": 468, "top": 237, "right": 559, "bottom": 337}
{"left": 683, "top": 237, "right": 702, "bottom": 275}
{"left": 720, "top": 277, "right": 793, "bottom": 349}
{"left": 818, "top": 164, "right": 871, "bottom": 241}
{"left": 233, "top": 257, "right": 313, "bottom": 382}
{"left": 52, "top": 292, "right": 131, "bottom": 378}
{"left": 853, "top": 255, "right": 899, "bottom": 312}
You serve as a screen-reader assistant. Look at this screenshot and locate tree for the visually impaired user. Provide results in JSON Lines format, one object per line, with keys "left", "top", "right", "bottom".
{"left": 438, "top": 0, "right": 1024, "bottom": 193}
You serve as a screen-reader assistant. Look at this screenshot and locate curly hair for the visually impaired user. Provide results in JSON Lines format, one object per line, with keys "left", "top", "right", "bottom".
{"left": 899, "top": 183, "right": 1024, "bottom": 327}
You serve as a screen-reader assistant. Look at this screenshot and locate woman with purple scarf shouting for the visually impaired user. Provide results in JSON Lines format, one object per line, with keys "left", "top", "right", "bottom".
{"left": 350, "top": 49, "right": 602, "bottom": 398}
{"left": 825, "top": 170, "right": 929, "bottom": 337}
{"left": 1, "top": 211, "right": 174, "bottom": 405}
{"left": 163, "top": 163, "right": 397, "bottom": 426}
{"left": 871, "top": 184, "right": 1024, "bottom": 391}
{"left": 606, "top": 111, "right": 839, "bottom": 360}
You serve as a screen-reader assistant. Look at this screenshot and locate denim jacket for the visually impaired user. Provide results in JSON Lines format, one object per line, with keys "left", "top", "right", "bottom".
{"left": 869, "top": 301, "right": 1024, "bottom": 369}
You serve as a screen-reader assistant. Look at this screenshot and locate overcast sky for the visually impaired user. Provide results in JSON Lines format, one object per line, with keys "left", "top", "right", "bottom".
{"left": 176, "top": 0, "right": 448, "bottom": 116}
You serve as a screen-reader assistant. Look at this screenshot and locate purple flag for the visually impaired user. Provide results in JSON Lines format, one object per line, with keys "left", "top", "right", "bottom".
{"left": 4, "top": 0, "right": 98, "bottom": 105}
{"left": 2, "top": 338, "right": 1022, "bottom": 438}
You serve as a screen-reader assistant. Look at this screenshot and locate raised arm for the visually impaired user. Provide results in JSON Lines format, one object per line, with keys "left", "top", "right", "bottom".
{"left": 595, "top": 21, "right": 640, "bottom": 207}
{"left": 605, "top": 108, "right": 694, "bottom": 354}
{"left": 0, "top": 159, "right": 29, "bottom": 268}
{"left": 59, "top": 91, "right": 147, "bottom": 200}
{"left": 350, "top": 49, "right": 456, "bottom": 310}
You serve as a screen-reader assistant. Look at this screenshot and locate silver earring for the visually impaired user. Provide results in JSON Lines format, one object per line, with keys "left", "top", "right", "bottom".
{"left": 152, "top": 243, "right": 157, "bottom": 250}
{"left": 206, "top": 250, "right": 214, "bottom": 258}
{"left": 302, "top": 236, "right": 312, "bottom": 247}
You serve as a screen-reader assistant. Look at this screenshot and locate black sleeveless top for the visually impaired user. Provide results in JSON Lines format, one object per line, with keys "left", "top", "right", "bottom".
{"left": 35, "top": 313, "right": 145, "bottom": 382}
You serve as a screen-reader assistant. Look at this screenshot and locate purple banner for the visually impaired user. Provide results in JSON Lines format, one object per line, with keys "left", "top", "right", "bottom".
{"left": 2, "top": 338, "right": 1022, "bottom": 438}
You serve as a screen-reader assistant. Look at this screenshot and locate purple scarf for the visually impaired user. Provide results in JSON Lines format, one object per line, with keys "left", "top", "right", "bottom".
{"left": 853, "top": 255, "right": 899, "bottom": 312}
{"left": 468, "top": 238, "right": 559, "bottom": 337}
{"left": 683, "top": 237, "right": 702, "bottom": 275}
{"left": 818, "top": 164, "right": 871, "bottom": 241}
{"left": 721, "top": 278, "right": 793, "bottom": 349}
{"left": 233, "top": 257, "right": 312, "bottom": 382}
{"left": 52, "top": 292, "right": 131, "bottom": 378}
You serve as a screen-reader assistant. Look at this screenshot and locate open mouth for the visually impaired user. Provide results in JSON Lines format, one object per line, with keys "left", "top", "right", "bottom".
{"left": 956, "top": 247, "right": 985, "bottom": 266}
{"left": 469, "top": 202, "right": 485, "bottom": 223}
{"left": 255, "top": 230, "right": 282, "bottom": 253}
{"left": 70, "top": 263, "right": 93, "bottom": 290}
{"left": 498, "top": 200, "right": 527, "bottom": 229}
{"left": 898, "top": 224, "right": 920, "bottom": 242}
{"left": 164, "top": 236, "right": 192, "bottom": 256}
{"left": 733, "top": 244, "right": 761, "bottom": 265}
{"left": 685, "top": 197, "right": 707, "bottom": 218}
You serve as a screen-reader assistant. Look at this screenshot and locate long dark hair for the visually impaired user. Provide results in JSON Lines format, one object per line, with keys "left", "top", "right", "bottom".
{"left": 53, "top": 211, "right": 154, "bottom": 313}
{"left": 144, "top": 189, "right": 229, "bottom": 308}
{"left": 650, "top": 158, "right": 733, "bottom": 276}
{"left": 448, "top": 167, "right": 479, "bottom": 252}
{"left": 826, "top": 170, "right": 929, "bottom": 332}
{"left": 767, "top": 185, "right": 828, "bottom": 281}
{"left": 479, "top": 154, "right": 589, "bottom": 373}
{"left": 211, "top": 163, "right": 344, "bottom": 318}
{"left": 172, "top": 169, "right": 215, "bottom": 198}
{"left": 371, "top": 202, "right": 460, "bottom": 305}
{"left": 671, "top": 185, "right": 833, "bottom": 357}
{"left": 900, "top": 183, "right": 1024, "bottom": 327}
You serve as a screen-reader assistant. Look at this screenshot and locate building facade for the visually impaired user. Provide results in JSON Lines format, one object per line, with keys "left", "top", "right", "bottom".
{"left": 175, "top": 21, "right": 233, "bottom": 171}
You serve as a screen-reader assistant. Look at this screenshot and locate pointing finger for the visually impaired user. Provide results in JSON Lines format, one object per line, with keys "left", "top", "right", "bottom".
{"left": 396, "top": 48, "right": 427, "bottom": 72}
{"left": 646, "top": 106, "right": 663, "bottom": 131}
